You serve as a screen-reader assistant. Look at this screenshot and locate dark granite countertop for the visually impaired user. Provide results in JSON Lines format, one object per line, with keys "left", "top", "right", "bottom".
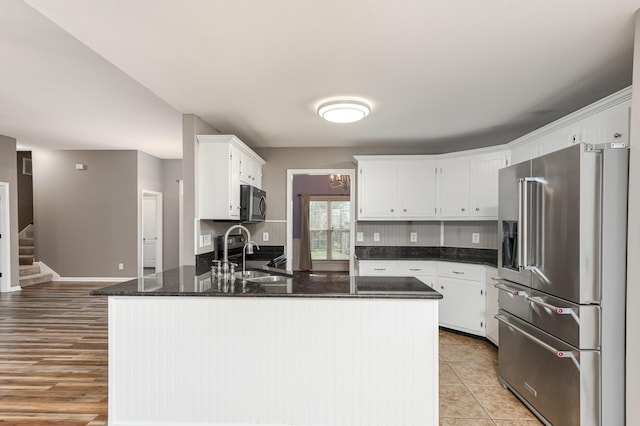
{"left": 91, "top": 266, "right": 442, "bottom": 300}
{"left": 355, "top": 246, "right": 498, "bottom": 267}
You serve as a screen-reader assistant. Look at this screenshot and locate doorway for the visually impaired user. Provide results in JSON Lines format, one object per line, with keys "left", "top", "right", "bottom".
{"left": 0, "top": 182, "right": 11, "bottom": 292}
{"left": 140, "top": 190, "right": 163, "bottom": 276}
{"left": 286, "top": 169, "right": 355, "bottom": 274}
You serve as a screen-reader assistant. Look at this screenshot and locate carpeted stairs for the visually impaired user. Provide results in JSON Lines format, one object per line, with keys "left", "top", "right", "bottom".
{"left": 18, "top": 226, "right": 52, "bottom": 287}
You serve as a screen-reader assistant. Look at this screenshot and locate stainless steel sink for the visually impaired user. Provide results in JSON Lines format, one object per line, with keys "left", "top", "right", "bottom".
{"left": 246, "top": 275, "right": 288, "bottom": 283}
{"left": 234, "top": 270, "right": 271, "bottom": 279}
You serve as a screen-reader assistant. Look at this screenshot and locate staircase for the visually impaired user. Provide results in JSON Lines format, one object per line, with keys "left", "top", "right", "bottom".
{"left": 19, "top": 226, "right": 52, "bottom": 287}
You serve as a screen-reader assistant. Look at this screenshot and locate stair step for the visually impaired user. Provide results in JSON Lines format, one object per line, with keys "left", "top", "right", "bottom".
{"left": 19, "top": 272, "right": 52, "bottom": 287}
{"left": 19, "top": 255, "right": 34, "bottom": 265}
{"left": 19, "top": 237, "right": 34, "bottom": 246}
{"left": 19, "top": 265, "right": 40, "bottom": 277}
{"left": 19, "top": 246, "right": 34, "bottom": 255}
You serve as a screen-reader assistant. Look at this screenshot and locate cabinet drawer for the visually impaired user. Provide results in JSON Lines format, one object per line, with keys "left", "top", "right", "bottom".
{"left": 397, "top": 261, "right": 435, "bottom": 276}
{"left": 438, "top": 262, "right": 483, "bottom": 282}
{"left": 357, "top": 261, "right": 399, "bottom": 276}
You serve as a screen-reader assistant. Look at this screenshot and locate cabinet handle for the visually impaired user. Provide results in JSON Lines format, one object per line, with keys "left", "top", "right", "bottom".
{"left": 373, "top": 268, "right": 387, "bottom": 271}
{"left": 452, "top": 271, "right": 465, "bottom": 275}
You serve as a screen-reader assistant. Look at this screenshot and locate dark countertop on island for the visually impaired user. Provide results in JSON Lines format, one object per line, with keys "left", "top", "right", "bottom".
{"left": 91, "top": 266, "right": 442, "bottom": 300}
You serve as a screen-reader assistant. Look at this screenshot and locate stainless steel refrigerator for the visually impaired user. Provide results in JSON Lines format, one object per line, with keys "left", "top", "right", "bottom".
{"left": 496, "top": 143, "right": 628, "bottom": 425}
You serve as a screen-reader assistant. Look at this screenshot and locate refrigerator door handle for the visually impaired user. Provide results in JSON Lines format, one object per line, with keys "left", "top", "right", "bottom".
{"left": 495, "top": 314, "right": 580, "bottom": 368}
{"left": 521, "top": 177, "right": 546, "bottom": 271}
{"left": 527, "top": 296, "right": 579, "bottom": 322}
{"left": 494, "top": 283, "right": 528, "bottom": 297}
{"left": 518, "top": 178, "right": 526, "bottom": 271}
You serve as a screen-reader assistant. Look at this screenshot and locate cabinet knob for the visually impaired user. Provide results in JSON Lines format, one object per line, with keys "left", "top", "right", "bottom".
{"left": 461, "top": 208, "right": 466, "bottom": 212}
{"left": 391, "top": 209, "right": 394, "bottom": 213}
{"left": 475, "top": 207, "right": 480, "bottom": 211}
{"left": 614, "top": 132, "right": 622, "bottom": 139}
{"left": 403, "top": 208, "right": 407, "bottom": 212}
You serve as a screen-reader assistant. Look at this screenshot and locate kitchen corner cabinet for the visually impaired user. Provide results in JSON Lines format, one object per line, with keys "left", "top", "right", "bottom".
{"left": 196, "top": 135, "right": 265, "bottom": 220}
{"left": 357, "top": 260, "right": 489, "bottom": 337}
{"left": 436, "top": 262, "right": 486, "bottom": 336}
{"left": 357, "top": 160, "right": 437, "bottom": 220}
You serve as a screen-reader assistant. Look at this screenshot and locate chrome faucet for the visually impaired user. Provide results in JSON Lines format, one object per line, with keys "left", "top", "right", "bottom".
{"left": 242, "top": 240, "right": 260, "bottom": 282}
{"left": 223, "top": 224, "right": 252, "bottom": 279}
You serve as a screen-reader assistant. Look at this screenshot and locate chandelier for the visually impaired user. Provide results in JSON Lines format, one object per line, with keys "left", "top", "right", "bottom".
{"left": 329, "top": 174, "right": 350, "bottom": 191}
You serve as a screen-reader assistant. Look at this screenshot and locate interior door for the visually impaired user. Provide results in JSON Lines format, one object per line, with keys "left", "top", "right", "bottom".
{"left": 143, "top": 197, "right": 157, "bottom": 269}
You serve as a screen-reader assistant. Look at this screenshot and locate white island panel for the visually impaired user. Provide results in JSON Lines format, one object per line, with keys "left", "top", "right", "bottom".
{"left": 108, "top": 296, "right": 439, "bottom": 426}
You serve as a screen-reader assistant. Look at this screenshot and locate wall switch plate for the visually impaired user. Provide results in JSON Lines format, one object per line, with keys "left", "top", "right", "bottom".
{"left": 373, "top": 232, "right": 380, "bottom": 242}
{"left": 356, "top": 232, "right": 364, "bottom": 242}
{"left": 472, "top": 233, "right": 480, "bottom": 244}
{"left": 263, "top": 232, "right": 269, "bottom": 242}
{"left": 203, "top": 234, "right": 212, "bottom": 246}
{"left": 118, "top": 263, "right": 124, "bottom": 270}
{"left": 410, "top": 232, "right": 418, "bottom": 242}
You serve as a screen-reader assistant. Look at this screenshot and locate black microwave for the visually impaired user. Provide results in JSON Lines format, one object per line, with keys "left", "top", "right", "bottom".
{"left": 240, "top": 185, "right": 267, "bottom": 222}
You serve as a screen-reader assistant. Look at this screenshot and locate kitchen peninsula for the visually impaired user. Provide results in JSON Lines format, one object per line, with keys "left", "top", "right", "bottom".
{"left": 92, "top": 267, "right": 442, "bottom": 426}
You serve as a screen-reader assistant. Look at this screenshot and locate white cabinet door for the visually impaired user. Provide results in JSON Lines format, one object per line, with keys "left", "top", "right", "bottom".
{"left": 357, "top": 260, "right": 399, "bottom": 276}
{"left": 485, "top": 267, "right": 499, "bottom": 346}
{"left": 228, "top": 145, "right": 241, "bottom": 220}
{"left": 437, "top": 277, "right": 485, "bottom": 335}
{"left": 438, "top": 158, "right": 470, "bottom": 218}
{"left": 397, "top": 161, "right": 437, "bottom": 219}
{"left": 469, "top": 154, "right": 508, "bottom": 219}
{"left": 357, "top": 163, "right": 397, "bottom": 219}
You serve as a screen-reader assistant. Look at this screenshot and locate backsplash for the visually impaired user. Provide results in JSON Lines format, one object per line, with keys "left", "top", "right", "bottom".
{"left": 356, "top": 221, "right": 498, "bottom": 250}
{"left": 355, "top": 222, "right": 440, "bottom": 246}
{"left": 197, "top": 220, "right": 287, "bottom": 255}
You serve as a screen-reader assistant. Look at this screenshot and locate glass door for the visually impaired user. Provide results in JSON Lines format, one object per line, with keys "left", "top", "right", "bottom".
{"left": 309, "top": 196, "right": 350, "bottom": 261}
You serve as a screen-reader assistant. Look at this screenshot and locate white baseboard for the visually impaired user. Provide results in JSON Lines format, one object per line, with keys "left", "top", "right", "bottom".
{"left": 35, "top": 261, "right": 131, "bottom": 282}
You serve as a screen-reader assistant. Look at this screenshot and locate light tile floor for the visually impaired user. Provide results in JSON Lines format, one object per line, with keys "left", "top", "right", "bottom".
{"left": 439, "top": 329, "right": 543, "bottom": 425}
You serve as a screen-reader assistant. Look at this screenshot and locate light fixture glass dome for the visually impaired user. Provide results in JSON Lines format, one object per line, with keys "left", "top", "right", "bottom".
{"left": 317, "top": 100, "right": 370, "bottom": 123}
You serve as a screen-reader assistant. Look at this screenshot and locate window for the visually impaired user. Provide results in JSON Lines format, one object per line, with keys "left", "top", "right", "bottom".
{"left": 309, "top": 196, "right": 350, "bottom": 261}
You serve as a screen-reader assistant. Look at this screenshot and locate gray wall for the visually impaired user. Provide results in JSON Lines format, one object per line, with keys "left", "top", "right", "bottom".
{"left": 627, "top": 9, "right": 640, "bottom": 422}
{"left": 33, "top": 149, "right": 138, "bottom": 277}
{"left": 0, "top": 135, "right": 19, "bottom": 288}
{"left": 162, "top": 159, "right": 182, "bottom": 269}
{"left": 182, "top": 114, "right": 218, "bottom": 263}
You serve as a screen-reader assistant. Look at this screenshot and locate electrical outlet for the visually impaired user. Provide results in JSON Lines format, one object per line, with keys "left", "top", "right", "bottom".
{"left": 373, "top": 232, "right": 380, "bottom": 242}
{"left": 356, "top": 232, "right": 364, "bottom": 242}
{"left": 263, "top": 232, "right": 269, "bottom": 242}
{"left": 118, "top": 263, "right": 124, "bottom": 270}
{"left": 472, "top": 233, "right": 480, "bottom": 244}
{"left": 410, "top": 232, "right": 418, "bottom": 242}
{"left": 203, "top": 234, "right": 212, "bottom": 246}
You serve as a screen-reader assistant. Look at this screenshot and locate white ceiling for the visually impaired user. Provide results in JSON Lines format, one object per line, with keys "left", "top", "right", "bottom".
{"left": 3, "top": 0, "right": 640, "bottom": 159}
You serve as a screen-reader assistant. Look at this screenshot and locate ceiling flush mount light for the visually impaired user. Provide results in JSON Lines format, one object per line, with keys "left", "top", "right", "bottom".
{"left": 317, "top": 100, "right": 370, "bottom": 123}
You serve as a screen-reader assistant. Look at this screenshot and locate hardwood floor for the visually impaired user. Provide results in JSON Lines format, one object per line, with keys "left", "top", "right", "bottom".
{"left": 0, "top": 282, "right": 109, "bottom": 425}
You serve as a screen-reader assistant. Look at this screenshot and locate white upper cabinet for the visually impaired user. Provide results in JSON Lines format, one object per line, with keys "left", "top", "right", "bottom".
{"left": 398, "top": 161, "right": 438, "bottom": 219}
{"left": 438, "top": 158, "right": 470, "bottom": 218}
{"left": 196, "top": 135, "right": 265, "bottom": 220}
{"left": 355, "top": 150, "right": 508, "bottom": 221}
{"left": 469, "top": 153, "right": 510, "bottom": 218}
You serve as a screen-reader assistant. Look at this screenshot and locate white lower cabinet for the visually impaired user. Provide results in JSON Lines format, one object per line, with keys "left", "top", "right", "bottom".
{"left": 436, "top": 262, "right": 486, "bottom": 336}
{"left": 485, "top": 267, "right": 499, "bottom": 345}
{"left": 357, "top": 260, "right": 490, "bottom": 338}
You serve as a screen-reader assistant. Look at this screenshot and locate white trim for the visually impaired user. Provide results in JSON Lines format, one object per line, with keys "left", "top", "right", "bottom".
{"left": 34, "top": 260, "right": 60, "bottom": 281}
{"left": 286, "top": 169, "right": 356, "bottom": 274}
{"left": 53, "top": 276, "right": 131, "bottom": 282}
{"left": 507, "top": 86, "right": 632, "bottom": 149}
{"left": 0, "top": 182, "right": 11, "bottom": 293}
{"left": 140, "top": 189, "right": 163, "bottom": 277}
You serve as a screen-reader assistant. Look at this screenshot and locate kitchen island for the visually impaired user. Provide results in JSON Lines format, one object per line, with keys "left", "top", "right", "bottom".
{"left": 92, "top": 267, "right": 442, "bottom": 426}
